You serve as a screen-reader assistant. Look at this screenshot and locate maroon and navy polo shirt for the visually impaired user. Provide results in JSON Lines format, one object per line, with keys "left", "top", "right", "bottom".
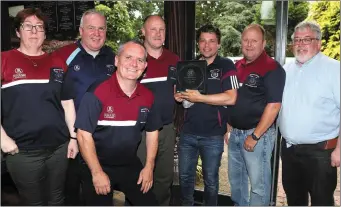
{"left": 182, "top": 55, "right": 239, "bottom": 137}
{"left": 53, "top": 40, "right": 115, "bottom": 110}
{"left": 227, "top": 51, "right": 286, "bottom": 130}
{"left": 1, "top": 49, "right": 69, "bottom": 150}
{"left": 139, "top": 48, "right": 179, "bottom": 125}
{"left": 75, "top": 72, "right": 162, "bottom": 166}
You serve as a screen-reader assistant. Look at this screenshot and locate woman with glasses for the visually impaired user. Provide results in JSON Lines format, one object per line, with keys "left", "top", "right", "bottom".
{"left": 1, "top": 8, "right": 78, "bottom": 205}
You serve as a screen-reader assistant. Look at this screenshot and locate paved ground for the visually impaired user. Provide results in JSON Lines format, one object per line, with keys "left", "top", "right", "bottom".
{"left": 113, "top": 145, "right": 340, "bottom": 206}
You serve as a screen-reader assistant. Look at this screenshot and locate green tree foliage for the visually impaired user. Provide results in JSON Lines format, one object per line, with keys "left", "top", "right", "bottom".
{"left": 95, "top": 1, "right": 135, "bottom": 51}
{"left": 308, "top": 1, "right": 340, "bottom": 60}
{"left": 94, "top": 1, "right": 163, "bottom": 51}
{"left": 253, "top": 1, "right": 309, "bottom": 57}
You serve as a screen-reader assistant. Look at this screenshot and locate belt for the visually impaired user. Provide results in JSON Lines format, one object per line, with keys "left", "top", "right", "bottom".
{"left": 284, "top": 137, "right": 338, "bottom": 150}
{"left": 324, "top": 137, "right": 339, "bottom": 150}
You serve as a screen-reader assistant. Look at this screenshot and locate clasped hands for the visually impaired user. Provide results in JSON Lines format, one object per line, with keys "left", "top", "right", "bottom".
{"left": 174, "top": 89, "right": 202, "bottom": 103}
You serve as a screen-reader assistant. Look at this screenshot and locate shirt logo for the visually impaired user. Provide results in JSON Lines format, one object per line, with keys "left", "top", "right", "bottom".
{"left": 208, "top": 69, "right": 221, "bottom": 80}
{"left": 140, "top": 108, "right": 149, "bottom": 123}
{"left": 104, "top": 106, "right": 115, "bottom": 119}
{"left": 245, "top": 73, "right": 260, "bottom": 88}
{"left": 13, "top": 68, "right": 26, "bottom": 79}
{"left": 52, "top": 68, "right": 64, "bottom": 83}
{"left": 106, "top": 64, "right": 115, "bottom": 76}
{"left": 74, "top": 65, "right": 80, "bottom": 71}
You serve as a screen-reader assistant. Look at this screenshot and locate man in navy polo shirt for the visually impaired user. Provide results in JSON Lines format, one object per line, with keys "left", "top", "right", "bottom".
{"left": 226, "top": 24, "right": 285, "bottom": 206}
{"left": 53, "top": 9, "right": 115, "bottom": 205}
{"left": 174, "top": 24, "right": 239, "bottom": 206}
{"left": 75, "top": 40, "right": 161, "bottom": 205}
{"left": 137, "top": 15, "right": 180, "bottom": 206}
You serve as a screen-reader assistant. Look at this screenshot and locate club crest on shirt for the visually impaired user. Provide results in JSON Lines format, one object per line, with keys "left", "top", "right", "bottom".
{"left": 52, "top": 68, "right": 64, "bottom": 83}
{"left": 208, "top": 69, "right": 221, "bottom": 80}
{"left": 245, "top": 73, "right": 260, "bottom": 88}
{"left": 13, "top": 68, "right": 26, "bottom": 79}
{"left": 140, "top": 108, "right": 149, "bottom": 123}
{"left": 106, "top": 64, "right": 115, "bottom": 76}
{"left": 104, "top": 106, "right": 115, "bottom": 119}
{"left": 74, "top": 65, "right": 80, "bottom": 71}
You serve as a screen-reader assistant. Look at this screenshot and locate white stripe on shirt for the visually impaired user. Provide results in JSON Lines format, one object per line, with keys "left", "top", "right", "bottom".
{"left": 1, "top": 79, "right": 49, "bottom": 89}
{"left": 97, "top": 120, "right": 137, "bottom": 126}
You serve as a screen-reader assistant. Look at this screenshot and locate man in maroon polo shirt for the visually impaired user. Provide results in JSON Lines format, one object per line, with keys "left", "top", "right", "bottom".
{"left": 225, "top": 24, "right": 286, "bottom": 206}
{"left": 75, "top": 40, "right": 161, "bottom": 205}
{"left": 137, "top": 15, "right": 180, "bottom": 206}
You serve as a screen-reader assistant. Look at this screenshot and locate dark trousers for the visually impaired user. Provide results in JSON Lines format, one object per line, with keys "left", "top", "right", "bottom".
{"left": 5, "top": 142, "right": 69, "bottom": 206}
{"left": 80, "top": 159, "right": 158, "bottom": 206}
{"left": 64, "top": 154, "right": 83, "bottom": 205}
{"left": 136, "top": 123, "right": 176, "bottom": 205}
{"left": 281, "top": 138, "right": 337, "bottom": 206}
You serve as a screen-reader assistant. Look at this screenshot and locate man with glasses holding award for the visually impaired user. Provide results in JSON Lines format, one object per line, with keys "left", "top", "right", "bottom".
{"left": 174, "top": 24, "right": 239, "bottom": 206}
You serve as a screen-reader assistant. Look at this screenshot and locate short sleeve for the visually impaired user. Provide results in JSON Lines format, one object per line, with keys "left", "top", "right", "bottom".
{"left": 61, "top": 70, "right": 75, "bottom": 101}
{"left": 264, "top": 66, "right": 286, "bottom": 103}
{"left": 222, "top": 67, "right": 239, "bottom": 91}
{"left": 145, "top": 101, "right": 163, "bottom": 132}
{"left": 74, "top": 92, "right": 102, "bottom": 134}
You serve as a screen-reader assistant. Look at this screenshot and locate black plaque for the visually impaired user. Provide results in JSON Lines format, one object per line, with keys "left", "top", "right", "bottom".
{"left": 57, "top": 2, "right": 74, "bottom": 32}
{"left": 176, "top": 60, "right": 207, "bottom": 94}
{"left": 75, "top": 2, "right": 95, "bottom": 28}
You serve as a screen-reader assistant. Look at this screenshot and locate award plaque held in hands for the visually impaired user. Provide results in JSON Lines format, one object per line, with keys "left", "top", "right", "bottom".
{"left": 176, "top": 60, "right": 207, "bottom": 94}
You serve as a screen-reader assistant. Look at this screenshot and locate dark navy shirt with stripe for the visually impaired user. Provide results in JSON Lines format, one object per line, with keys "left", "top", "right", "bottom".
{"left": 75, "top": 72, "right": 162, "bottom": 166}
{"left": 54, "top": 40, "right": 115, "bottom": 110}
{"left": 182, "top": 55, "right": 239, "bottom": 137}
{"left": 227, "top": 51, "right": 286, "bottom": 130}
{"left": 140, "top": 48, "right": 179, "bottom": 125}
{"left": 1, "top": 49, "right": 69, "bottom": 150}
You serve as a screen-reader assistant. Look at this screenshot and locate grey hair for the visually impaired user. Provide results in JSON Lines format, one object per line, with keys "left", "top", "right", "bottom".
{"left": 291, "top": 21, "right": 322, "bottom": 40}
{"left": 79, "top": 9, "right": 106, "bottom": 27}
{"left": 117, "top": 40, "right": 148, "bottom": 60}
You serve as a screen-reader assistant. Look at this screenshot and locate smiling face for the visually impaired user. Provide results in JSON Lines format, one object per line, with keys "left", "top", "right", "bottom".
{"left": 198, "top": 32, "right": 220, "bottom": 60}
{"left": 141, "top": 16, "right": 166, "bottom": 50}
{"left": 16, "top": 15, "right": 45, "bottom": 50}
{"left": 115, "top": 42, "right": 147, "bottom": 81}
{"left": 79, "top": 13, "right": 106, "bottom": 52}
{"left": 292, "top": 27, "right": 321, "bottom": 64}
{"left": 241, "top": 27, "right": 266, "bottom": 63}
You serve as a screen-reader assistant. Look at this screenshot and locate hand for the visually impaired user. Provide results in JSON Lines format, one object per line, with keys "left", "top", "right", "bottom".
{"left": 181, "top": 90, "right": 203, "bottom": 103}
{"left": 1, "top": 136, "right": 19, "bottom": 155}
{"left": 92, "top": 171, "right": 111, "bottom": 195}
{"left": 224, "top": 133, "right": 230, "bottom": 145}
{"left": 174, "top": 92, "right": 184, "bottom": 102}
{"left": 243, "top": 135, "right": 258, "bottom": 152}
{"left": 331, "top": 147, "right": 340, "bottom": 167}
{"left": 137, "top": 166, "right": 153, "bottom": 194}
{"left": 67, "top": 139, "right": 79, "bottom": 159}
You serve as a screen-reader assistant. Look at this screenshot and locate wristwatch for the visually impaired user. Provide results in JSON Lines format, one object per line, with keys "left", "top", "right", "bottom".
{"left": 251, "top": 133, "right": 260, "bottom": 141}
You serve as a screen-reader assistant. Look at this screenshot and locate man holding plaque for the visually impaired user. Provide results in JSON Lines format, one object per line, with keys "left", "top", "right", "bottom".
{"left": 226, "top": 24, "right": 285, "bottom": 206}
{"left": 137, "top": 15, "right": 180, "bottom": 206}
{"left": 174, "top": 24, "right": 239, "bottom": 206}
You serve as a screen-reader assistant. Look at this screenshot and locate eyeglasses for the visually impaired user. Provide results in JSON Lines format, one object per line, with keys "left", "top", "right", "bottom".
{"left": 21, "top": 23, "right": 45, "bottom": 32}
{"left": 293, "top": 37, "right": 319, "bottom": 45}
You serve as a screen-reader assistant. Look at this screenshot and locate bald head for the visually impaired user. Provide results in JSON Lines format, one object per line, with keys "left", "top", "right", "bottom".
{"left": 143, "top": 15, "right": 165, "bottom": 28}
{"left": 241, "top": 23, "right": 266, "bottom": 63}
{"left": 141, "top": 15, "right": 166, "bottom": 50}
{"left": 242, "top": 23, "right": 265, "bottom": 41}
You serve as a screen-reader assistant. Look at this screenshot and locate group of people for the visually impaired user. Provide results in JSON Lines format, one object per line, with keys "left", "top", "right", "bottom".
{"left": 1, "top": 7, "right": 339, "bottom": 207}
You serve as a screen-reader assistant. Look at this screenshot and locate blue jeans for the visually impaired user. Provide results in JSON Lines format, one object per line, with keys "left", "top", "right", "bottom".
{"left": 178, "top": 133, "right": 224, "bottom": 206}
{"left": 228, "top": 127, "right": 276, "bottom": 206}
